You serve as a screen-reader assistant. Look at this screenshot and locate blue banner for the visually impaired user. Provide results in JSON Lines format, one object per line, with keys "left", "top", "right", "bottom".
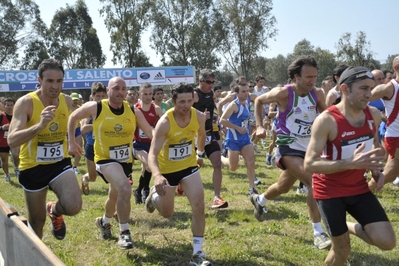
{"left": 0, "top": 66, "right": 196, "bottom": 92}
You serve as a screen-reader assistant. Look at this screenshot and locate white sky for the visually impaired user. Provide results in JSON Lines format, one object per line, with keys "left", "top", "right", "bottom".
{"left": 35, "top": 0, "right": 398, "bottom": 68}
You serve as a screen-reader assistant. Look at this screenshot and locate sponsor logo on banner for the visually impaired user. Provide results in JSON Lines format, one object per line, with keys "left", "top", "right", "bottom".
{"left": 137, "top": 70, "right": 166, "bottom": 83}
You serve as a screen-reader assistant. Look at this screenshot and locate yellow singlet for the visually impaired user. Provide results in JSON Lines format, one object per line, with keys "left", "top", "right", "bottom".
{"left": 158, "top": 107, "right": 199, "bottom": 174}
{"left": 93, "top": 99, "right": 136, "bottom": 163}
{"left": 19, "top": 92, "right": 69, "bottom": 170}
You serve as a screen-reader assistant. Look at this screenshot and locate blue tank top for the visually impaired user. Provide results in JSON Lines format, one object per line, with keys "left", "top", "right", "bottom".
{"left": 226, "top": 99, "right": 250, "bottom": 141}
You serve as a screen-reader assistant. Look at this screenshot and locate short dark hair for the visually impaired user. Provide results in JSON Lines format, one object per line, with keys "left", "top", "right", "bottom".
{"left": 172, "top": 83, "right": 194, "bottom": 100}
{"left": 332, "top": 64, "right": 349, "bottom": 83}
{"left": 153, "top": 87, "right": 164, "bottom": 94}
{"left": 38, "top": 58, "right": 64, "bottom": 79}
{"left": 140, "top": 82, "right": 152, "bottom": 91}
{"left": 287, "top": 56, "right": 318, "bottom": 80}
{"left": 4, "top": 98, "right": 15, "bottom": 105}
{"left": 199, "top": 69, "right": 215, "bottom": 81}
{"left": 235, "top": 76, "right": 247, "bottom": 84}
{"left": 213, "top": 85, "right": 222, "bottom": 92}
{"left": 255, "top": 75, "right": 265, "bottom": 82}
{"left": 91, "top": 82, "right": 106, "bottom": 96}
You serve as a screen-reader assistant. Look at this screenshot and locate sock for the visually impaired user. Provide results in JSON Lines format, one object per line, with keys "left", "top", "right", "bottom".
{"left": 313, "top": 222, "right": 324, "bottom": 236}
{"left": 102, "top": 215, "right": 112, "bottom": 225}
{"left": 143, "top": 170, "right": 152, "bottom": 190}
{"left": 193, "top": 236, "right": 204, "bottom": 255}
{"left": 119, "top": 223, "right": 129, "bottom": 232}
{"left": 214, "top": 195, "right": 220, "bottom": 200}
{"left": 51, "top": 203, "right": 60, "bottom": 216}
{"left": 257, "top": 194, "right": 267, "bottom": 206}
{"left": 137, "top": 175, "right": 145, "bottom": 193}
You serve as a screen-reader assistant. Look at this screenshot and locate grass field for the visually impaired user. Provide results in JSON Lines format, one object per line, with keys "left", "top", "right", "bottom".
{"left": 1, "top": 145, "right": 399, "bottom": 266}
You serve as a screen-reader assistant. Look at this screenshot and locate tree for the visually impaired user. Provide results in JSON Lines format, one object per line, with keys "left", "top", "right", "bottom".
{"left": 48, "top": 0, "right": 105, "bottom": 69}
{"left": 20, "top": 40, "right": 49, "bottom": 70}
{"left": 0, "top": 0, "right": 45, "bottom": 69}
{"left": 149, "top": 0, "right": 221, "bottom": 69}
{"left": 265, "top": 54, "right": 290, "bottom": 85}
{"left": 100, "top": 0, "right": 151, "bottom": 67}
{"left": 215, "top": 0, "right": 277, "bottom": 78}
{"left": 380, "top": 54, "right": 398, "bottom": 72}
{"left": 336, "top": 31, "right": 379, "bottom": 70}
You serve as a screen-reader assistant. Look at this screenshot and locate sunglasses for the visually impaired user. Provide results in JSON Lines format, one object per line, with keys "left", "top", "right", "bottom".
{"left": 249, "top": 86, "right": 254, "bottom": 88}
{"left": 202, "top": 80, "right": 215, "bottom": 84}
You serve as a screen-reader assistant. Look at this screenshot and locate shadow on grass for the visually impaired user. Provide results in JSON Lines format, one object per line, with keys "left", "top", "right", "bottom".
{"left": 121, "top": 240, "right": 299, "bottom": 266}
{"left": 347, "top": 250, "right": 398, "bottom": 266}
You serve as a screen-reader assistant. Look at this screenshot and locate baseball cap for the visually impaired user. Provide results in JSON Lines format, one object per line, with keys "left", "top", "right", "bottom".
{"left": 338, "top": 67, "right": 374, "bottom": 86}
{"left": 70, "top": 92, "right": 79, "bottom": 101}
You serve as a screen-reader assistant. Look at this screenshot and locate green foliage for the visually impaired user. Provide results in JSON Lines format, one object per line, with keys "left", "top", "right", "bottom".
{"left": 336, "top": 31, "right": 380, "bottom": 70}
{"left": 48, "top": 0, "right": 106, "bottom": 69}
{"left": 149, "top": 0, "right": 220, "bottom": 69}
{"left": 216, "top": 0, "right": 277, "bottom": 78}
{"left": 100, "top": 0, "right": 152, "bottom": 67}
{"left": 0, "top": 0, "right": 44, "bottom": 69}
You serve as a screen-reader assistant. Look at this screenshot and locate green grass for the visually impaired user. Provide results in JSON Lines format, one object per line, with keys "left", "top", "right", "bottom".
{"left": 1, "top": 145, "right": 399, "bottom": 265}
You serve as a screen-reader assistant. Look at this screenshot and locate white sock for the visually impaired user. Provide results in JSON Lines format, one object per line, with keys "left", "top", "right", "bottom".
{"left": 312, "top": 222, "right": 324, "bottom": 236}
{"left": 102, "top": 215, "right": 112, "bottom": 225}
{"left": 193, "top": 236, "right": 204, "bottom": 255}
{"left": 257, "top": 194, "right": 267, "bottom": 206}
{"left": 119, "top": 223, "right": 129, "bottom": 232}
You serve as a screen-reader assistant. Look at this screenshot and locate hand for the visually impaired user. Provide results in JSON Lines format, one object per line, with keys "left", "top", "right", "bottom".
{"left": 372, "top": 170, "right": 385, "bottom": 192}
{"left": 39, "top": 105, "right": 56, "bottom": 129}
{"left": 196, "top": 158, "right": 204, "bottom": 168}
{"left": 68, "top": 142, "right": 83, "bottom": 157}
{"left": 237, "top": 126, "right": 247, "bottom": 135}
{"left": 2, "top": 123, "right": 9, "bottom": 131}
{"left": 351, "top": 143, "right": 385, "bottom": 171}
{"left": 154, "top": 174, "right": 170, "bottom": 196}
{"left": 256, "top": 125, "right": 267, "bottom": 138}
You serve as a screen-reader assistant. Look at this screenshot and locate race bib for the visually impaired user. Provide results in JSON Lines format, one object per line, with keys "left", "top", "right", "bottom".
{"left": 168, "top": 141, "right": 192, "bottom": 161}
{"left": 109, "top": 144, "right": 130, "bottom": 162}
{"left": 241, "top": 119, "right": 249, "bottom": 129}
{"left": 292, "top": 119, "right": 312, "bottom": 137}
{"left": 3, "top": 131, "right": 7, "bottom": 138}
{"left": 36, "top": 141, "right": 64, "bottom": 162}
{"left": 138, "top": 128, "right": 149, "bottom": 139}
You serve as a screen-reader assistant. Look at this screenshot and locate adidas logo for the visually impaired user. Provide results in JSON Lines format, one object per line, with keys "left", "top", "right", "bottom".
{"left": 154, "top": 72, "right": 164, "bottom": 80}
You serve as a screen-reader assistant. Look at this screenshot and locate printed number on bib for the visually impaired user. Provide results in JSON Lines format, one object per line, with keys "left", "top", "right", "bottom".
{"left": 293, "top": 119, "right": 312, "bottom": 136}
{"left": 241, "top": 119, "right": 249, "bottom": 129}
{"left": 168, "top": 142, "right": 192, "bottom": 161}
{"left": 36, "top": 141, "right": 64, "bottom": 162}
{"left": 109, "top": 144, "right": 130, "bottom": 162}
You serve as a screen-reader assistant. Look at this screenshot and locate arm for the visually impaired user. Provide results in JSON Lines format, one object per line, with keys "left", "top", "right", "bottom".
{"left": 135, "top": 107, "right": 153, "bottom": 139}
{"left": 325, "top": 89, "right": 338, "bottom": 107}
{"left": 196, "top": 110, "right": 206, "bottom": 167}
{"left": 370, "top": 83, "right": 394, "bottom": 102}
{"left": 8, "top": 96, "right": 55, "bottom": 148}
{"left": 216, "top": 93, "right": 234, "bottom": 117}
{"left": 68, "top": 101, "right": 97, "bottom": 156}
{"left": 254, "top": 87, "right": 284, "bottom": 137}
{"left": 219, "top": 102, "right": 246, "bottom": 135}
{"left": 80, "top": 117, "right": 93, "bottom": 135}
{"left": 369, "top": 106, "right": 386, "bottom": 191}
{"left": 148, "top": 116, "right": 170, "bottom": 195}
{"left": 304, "top": 112, "right": 385, "bottom": 174}
{"left": 268, "top": 102, "right": 277, "bottom": 118}
{"left": 315, "top": 88, "right": 327, "bottom": 113}
{"left": 154, "top": 105, "right": 164, "bottom": 118}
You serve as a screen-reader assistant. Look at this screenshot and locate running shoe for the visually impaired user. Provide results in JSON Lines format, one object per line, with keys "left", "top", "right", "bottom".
{"left": 73, "top": 167, "right": 80, "bottom": 175}
{"left": 189, "top": 251, "right": 212, "bottom": 266}
{"left": 46, "top": 202, "right": 66, "bottom": 240}
{"left": 145, "top": 186, "right": 157, "bottom": 213}
{"left": 296, "top": 186, "right": 309, "bottom": 195}
{"left": 133, "top": 189, "right": 143, "bottom": 204}
{"left": 81, "top": 176, "right": 90, "bottom": 195}
{"left": 118, "top": 230, "right": 133, "bottom": 249}
{"left": 141, "top": 188, "right": 149, "bottom": 203}
{"left": 266, "top": 154, "right": 272, "bottom": 165}
{"left": 393, "top": 177, "right": 399, "bottom": 186}
{"left": 14, "top": 167, "right": 20, "bottom": 178}
{"left": 211, "top": 196, "right": 228, "bottom": 209}
{"left": 95, "top": 217, "right": 112, "bottom": 240}
{"left": 254, "top": 177, "right": 261, "bottom": 186}
{"left": 248, "top": 187, "right": 259, "bottom": 196}
{"left": 314, "top": 233, "right": 332, "bottom": 249}
{"left": 5, "top": 174, "right": 10, "bottom": 183}
{"left": 249, "top": 194, "right": 267, "bottom": 222}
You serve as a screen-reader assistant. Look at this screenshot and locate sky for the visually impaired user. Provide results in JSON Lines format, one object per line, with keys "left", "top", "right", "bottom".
{"left": 34, "top": 0, "right": 398, "bottom": 69}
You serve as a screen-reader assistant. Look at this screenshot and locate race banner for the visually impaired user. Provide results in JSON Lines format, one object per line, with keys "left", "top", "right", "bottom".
{"left": 0, "top": 66, "right": 195, "bottom": 91}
